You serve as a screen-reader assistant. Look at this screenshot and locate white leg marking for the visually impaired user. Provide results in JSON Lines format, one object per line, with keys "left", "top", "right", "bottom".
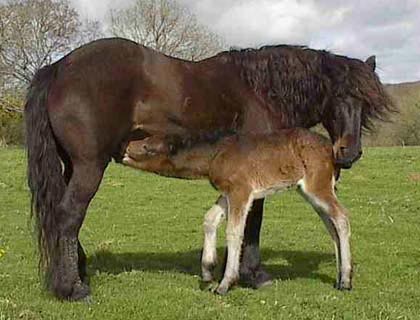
{"left": 201, "top": 196, "right": 227, "bottom": 281}
{"left": 334, "top": 214, "right": 352, "bottom": 287}
{"left": 297, "top": 178, "right": 352, "bottom": 289}
{"left": 318, "top": 213, "right": 341, "bottom": 283}
{"left": 218, "top": 194, "right": 253, "bottom": 294}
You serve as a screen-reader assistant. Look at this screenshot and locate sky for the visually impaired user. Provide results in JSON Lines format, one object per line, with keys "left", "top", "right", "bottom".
{"left": 70, "top": 0, "right": 420, "bottom": 84}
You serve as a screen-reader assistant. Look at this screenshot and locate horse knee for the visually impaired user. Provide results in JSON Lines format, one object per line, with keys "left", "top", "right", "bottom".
{"left": 333, "top": 214, "right": 350, "bottom": 235}
{"left": 203, "top": 198, "right": 227, "bottom": 233}
{"left": 203, "top": 216, "right": 218, "bottom": 234}
{"left": 57, "top": 187, "right": 97, "bottom": 236}
{"left": 58, "top": 166, "right": 104, "bottom": 235}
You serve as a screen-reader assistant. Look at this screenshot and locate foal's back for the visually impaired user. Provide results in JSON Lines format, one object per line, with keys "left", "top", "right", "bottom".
{"left": 209, "top": 128, "right": 335, "bottom": 196}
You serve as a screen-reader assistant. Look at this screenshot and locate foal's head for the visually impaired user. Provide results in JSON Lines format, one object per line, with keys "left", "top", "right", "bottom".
{"left": 125, "top": 136, "right": 171, "bottom": 160}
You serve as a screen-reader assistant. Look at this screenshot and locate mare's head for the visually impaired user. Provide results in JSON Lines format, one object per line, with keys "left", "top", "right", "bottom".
{"left": 321, "top": 55, "right": 392, "bottom": 169}
{"left": 322, "top": 94, "right": 364, "bottom": 169}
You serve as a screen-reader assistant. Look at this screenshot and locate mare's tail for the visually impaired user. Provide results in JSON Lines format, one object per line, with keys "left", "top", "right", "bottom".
{"left": 25, "top": 63, "right": 66, "bottom": 284}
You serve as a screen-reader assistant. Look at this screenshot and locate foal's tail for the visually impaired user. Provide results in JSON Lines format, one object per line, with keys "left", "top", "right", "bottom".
{"left": 25, "top": 63, "right": 66, "bottom": 281}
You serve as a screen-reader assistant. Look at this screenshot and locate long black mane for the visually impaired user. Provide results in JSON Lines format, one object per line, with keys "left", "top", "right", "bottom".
{"left": 216, "top": 45, "right": 395, "bottom": 130}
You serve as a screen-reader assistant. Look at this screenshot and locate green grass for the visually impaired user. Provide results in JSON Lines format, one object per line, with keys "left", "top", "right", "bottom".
{"left": 1, "top": 147, "right": 420, "bottom": 319}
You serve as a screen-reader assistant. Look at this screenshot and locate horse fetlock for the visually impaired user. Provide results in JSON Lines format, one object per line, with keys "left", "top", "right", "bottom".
{"left": 51, "top": 271, "right": 90, "bottom": 300}
{"left": 215, "top": 280, "right": 231, "bottom": 295}
{"left": 240, "top": 244, "right": 261, "bottom": 271}
{"left": 215, "top": 276, "right": 239, "bottom": 295}
{"left": 238, "top": 263, "right": 273, "bottom": 289}
{"left": 225, "top": 232, "right": 244, "bottom": 242}
{"left": 49, "top": 237, "right": 89, "bottom": 300}
{"left": 250, "top": 269, "right": 273, "bottom": 289}
{"left": 69, "top": 281, "right": 91, "bottom": 301}
{"left": 215, "top": 284, "right": 229, "bottom": 295}
{"left": 200, "top": 280, "right": 218, "bottom": 292}
{"left": 201, "top": 260, "right": 217, "bottom": 282}
{"left": 203, "top": 222, "right": 216, "bottom": 234}
{"left": 335, "top": 272, "right": 352, "bottom": 291}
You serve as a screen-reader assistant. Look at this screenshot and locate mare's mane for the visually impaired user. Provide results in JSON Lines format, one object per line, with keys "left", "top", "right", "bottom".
{"left": 215, "top": 45, "right": 395, "bottom": 130}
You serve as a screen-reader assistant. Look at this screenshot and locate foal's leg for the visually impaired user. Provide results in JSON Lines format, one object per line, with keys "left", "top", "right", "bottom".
{"left": 298, "top": 183, "right": 352, "bottom": 290}
{"left": 52, "top": 161, "right": 106, "bottom": 300}
{"left": 327, "top": 203, "right": 352, "bottom": 290}
{"left": 217, "top": 192, "right": 253, "bottom": 295}
{"left": 319, "top": 202, "right": 352, "bottom": 290}
{"left": 201, "top": 196, "right": 227, "bottom": 283}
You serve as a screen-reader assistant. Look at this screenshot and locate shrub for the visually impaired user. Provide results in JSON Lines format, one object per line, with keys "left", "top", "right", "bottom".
{"left": 0, "top": 109, "right": 24, "bottom": 146}
{"left": 0, "top": 94, "right": 25, "bottom": 146}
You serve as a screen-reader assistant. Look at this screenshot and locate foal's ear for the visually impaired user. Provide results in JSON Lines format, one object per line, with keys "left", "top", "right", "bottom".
{"left": 365, "top": 55, "right": 376, "bottom": 71}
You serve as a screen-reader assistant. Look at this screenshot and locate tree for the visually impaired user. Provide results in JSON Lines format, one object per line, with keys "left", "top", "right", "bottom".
{"left": 0, "top": 0, "right": 102, "bottom": 145}
{"left": 0, "top": 0, "right": 101, "bottom": 90}
{"left": 108, "top": 0, "right": 224, "bottom": 61}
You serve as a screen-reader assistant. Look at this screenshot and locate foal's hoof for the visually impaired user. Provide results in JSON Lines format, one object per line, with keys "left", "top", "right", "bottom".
{"left": 215, "top": 285, "right": 229, "bottom": 295}
{"left": 199, "top": 280, "right": 218, "bottom": 292}
{"left": 335, "top": 281, "right": 352, "bottom": 291}
{"left": 69, "top": 282, "right": 91, "bottom": 301}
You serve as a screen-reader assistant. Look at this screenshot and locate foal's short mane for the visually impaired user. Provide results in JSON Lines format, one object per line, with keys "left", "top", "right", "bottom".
{"left": 167, "top": 128, "right": 236, "bottom": 155}
{"left": 216, "top": 45, "right": 395, "bottom": 130}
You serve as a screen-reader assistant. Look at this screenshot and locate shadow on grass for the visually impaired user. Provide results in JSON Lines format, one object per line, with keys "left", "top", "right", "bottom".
{"left": 89, "top": 248, "right": 335, "bottom": 284}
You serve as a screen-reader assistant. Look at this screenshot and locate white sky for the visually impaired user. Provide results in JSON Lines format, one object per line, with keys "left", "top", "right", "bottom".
{"left": 70, "top": 0, "right": 420, "bottom": 83}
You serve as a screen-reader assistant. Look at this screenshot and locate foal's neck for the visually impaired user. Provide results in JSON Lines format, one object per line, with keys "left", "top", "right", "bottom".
{"left": 167, "top": 142, "right": 221, "bottom": 179}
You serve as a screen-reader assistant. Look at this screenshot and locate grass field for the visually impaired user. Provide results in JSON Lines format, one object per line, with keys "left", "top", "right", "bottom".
{"left": 1, "top": 147, "right": 420, "bottom": 320}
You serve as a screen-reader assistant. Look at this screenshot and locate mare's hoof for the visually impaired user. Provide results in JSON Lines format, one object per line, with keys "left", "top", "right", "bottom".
{"left": 69, "top": 282, "right": 91, "bottom": 301}
{"left": 240, "top": 268, "right": 273, "bottom": 289}
{"left": 82, "top": 295, "right": 95, "bottom": 305}
{"left": 253, "top": 270, "right": 273, "bottom": 289}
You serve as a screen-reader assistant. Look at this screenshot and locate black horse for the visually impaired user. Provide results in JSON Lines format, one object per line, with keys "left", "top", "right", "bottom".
{"left": 25, "top": 38, "right": 393, "bottom": 300}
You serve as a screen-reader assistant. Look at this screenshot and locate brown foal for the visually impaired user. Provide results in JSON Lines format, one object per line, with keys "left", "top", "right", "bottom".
{"left": 122, "top": 128, "right": 352, "bottom": 295}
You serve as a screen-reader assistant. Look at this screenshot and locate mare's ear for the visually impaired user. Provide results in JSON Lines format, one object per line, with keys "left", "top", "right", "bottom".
{"left": 365, "top": 55, "right": 376, "bottom": 71}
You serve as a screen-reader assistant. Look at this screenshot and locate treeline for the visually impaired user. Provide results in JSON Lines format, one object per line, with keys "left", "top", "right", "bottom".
{"left": 364, "top": 82, "right": 420, "bottom": 147}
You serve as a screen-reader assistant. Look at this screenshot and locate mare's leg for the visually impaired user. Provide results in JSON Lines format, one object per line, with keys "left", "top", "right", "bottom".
{"left": 239, "top": 198, "right": 272, "bottom": 288}
{"left": 61, "top": 149, "right": 88, "bottom": 284}
{"left": 77, "top": 241, "right": 88, "bottom": 284}
{"left": 201, "top": 196, "right": 227, "bottom": 283}
{"left": 298, "top": 183, "right": 352, "bottom": 290}
{"left": 52, "top": 161, "right": 106, "bottom": 300}
{"left": 217, "top": 192, "right": 253, "bottom": 295}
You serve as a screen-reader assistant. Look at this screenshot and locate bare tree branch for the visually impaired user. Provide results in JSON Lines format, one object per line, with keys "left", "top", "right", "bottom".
{"left": 0, "top": 0, "right": 102, "bottom": 85}
{"left": 108, "top": 0, "right": 225, "bottom": 61}
{"left": 0, "top": 0, "right": 103, "bottom": 112}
